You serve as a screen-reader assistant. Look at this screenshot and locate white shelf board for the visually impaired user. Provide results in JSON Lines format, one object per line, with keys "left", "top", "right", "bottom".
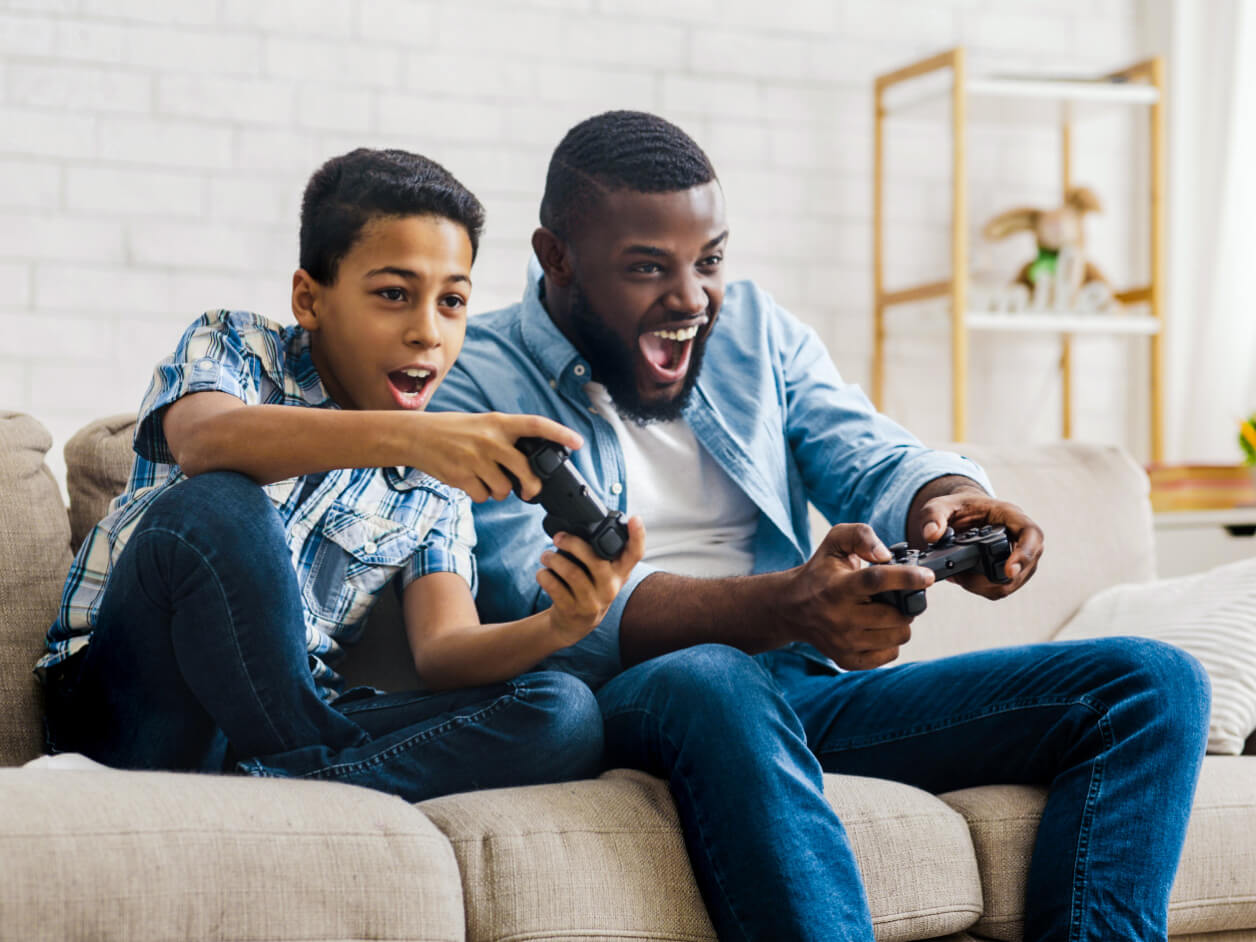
{"left": 883, "top": 73, "right": 1159, "bottom": 124}
{"left": 964, "top": 311, "right": 1161, "bottom": 335}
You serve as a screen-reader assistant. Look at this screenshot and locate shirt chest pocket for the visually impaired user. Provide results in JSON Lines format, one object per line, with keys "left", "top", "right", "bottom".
{"left": 303, "top": 503, "right": 422, "bottom": 627}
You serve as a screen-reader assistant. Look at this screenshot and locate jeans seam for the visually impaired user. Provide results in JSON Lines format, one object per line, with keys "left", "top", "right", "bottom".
{"left": 814, "top": 694, "right": 1110, "bottom": 755}
{"left": 603, "top": 705, "right": 756, "bottom": 942}
{"left": 138, "top": 526, "right": 290, "bottom": 750}
{"left": 1069, "top": 709, "right": 1113, "bottom": 942}
{"left": 286, "top": 678, "right": 530, "bottom": 782}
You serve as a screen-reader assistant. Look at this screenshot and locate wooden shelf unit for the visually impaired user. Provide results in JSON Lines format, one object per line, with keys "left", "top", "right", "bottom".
{"left": 872, "top": 48, "right": 1167, "bottom": 460}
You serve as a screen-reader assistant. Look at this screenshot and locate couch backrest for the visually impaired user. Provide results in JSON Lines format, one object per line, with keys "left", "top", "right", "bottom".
{"left": 899, "top": 440, "right": 1155, "bottom": 663}
{"left": 0, "top": 413, "right": 73, "bottom": 765}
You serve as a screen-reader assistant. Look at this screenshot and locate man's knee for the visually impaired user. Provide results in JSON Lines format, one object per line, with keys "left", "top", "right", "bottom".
{"left": 1087, "top": 636, "right": 1211, "bottom": 740}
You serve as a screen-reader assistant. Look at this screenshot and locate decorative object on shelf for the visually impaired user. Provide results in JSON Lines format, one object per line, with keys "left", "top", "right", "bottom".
{"left": 981, "top": 185, "right": 1117, "bottom": 313}
{"left": 1240, "top": 414, "right": 1256, "bottom": 466}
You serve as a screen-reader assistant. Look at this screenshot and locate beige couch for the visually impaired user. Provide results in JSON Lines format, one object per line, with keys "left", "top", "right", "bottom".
{"left": 2, "top": 409, "right": 1255, "bottom": 942}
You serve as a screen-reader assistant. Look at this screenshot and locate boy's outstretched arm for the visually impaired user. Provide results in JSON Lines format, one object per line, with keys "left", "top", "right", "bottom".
{"left": 401, "top": 518, "right": 645, "bottom": 689}
{"left": 161, "top": 390, "right": 582, "bottom": 500}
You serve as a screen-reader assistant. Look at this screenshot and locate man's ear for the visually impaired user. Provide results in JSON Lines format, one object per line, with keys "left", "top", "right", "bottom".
{"left": 291, "top": 269, "right": 321, "bottom": 331}
{"left": 531, "top": 227, "right": 574, "bottom": 287}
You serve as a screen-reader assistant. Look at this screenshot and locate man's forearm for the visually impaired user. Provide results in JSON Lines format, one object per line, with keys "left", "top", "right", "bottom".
{"left": 618, "top": 570, "right": 795, "bottom": 667}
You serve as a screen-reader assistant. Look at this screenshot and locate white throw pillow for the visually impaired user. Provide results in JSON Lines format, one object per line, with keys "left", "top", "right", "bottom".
{"left": 1055, "top": 556, "right": 1256, "bottom": 755}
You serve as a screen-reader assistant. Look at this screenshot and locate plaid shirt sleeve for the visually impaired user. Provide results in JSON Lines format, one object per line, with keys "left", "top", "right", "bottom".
{"left": 400, "top": 488, "right": 478, "bottom": 595}
{"left": 133, "top": 311, "right": 273, "bottom": 466}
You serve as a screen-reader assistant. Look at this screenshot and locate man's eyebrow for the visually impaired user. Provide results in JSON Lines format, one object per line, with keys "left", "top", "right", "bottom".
{"left": 364, "top": 266, "right": 471, "bottom": 286}
{"left": 621, "top": 230, "right": 730, "bottom": 257}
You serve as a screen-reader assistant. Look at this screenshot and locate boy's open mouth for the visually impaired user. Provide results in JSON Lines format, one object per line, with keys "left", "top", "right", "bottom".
{"left": 387, "top": 367, "right": 435, "bottom": 410}
{"left": 638, "top": 322, "right": 703, "bottom": 385}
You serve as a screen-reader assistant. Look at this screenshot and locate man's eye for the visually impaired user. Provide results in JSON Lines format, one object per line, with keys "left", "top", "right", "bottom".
{"left": 631, "top": 262, "right": 662, "bottom": 274}
{"left": 377, "top": 287, "right": 406, "bottom": 302}
{"left": 700, "top": 255, "right": 724, "bottom": 268}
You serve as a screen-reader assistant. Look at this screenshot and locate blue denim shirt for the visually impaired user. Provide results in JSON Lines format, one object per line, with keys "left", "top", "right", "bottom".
{"left": 430, "top": 263, "right": 992, "bottom": 688}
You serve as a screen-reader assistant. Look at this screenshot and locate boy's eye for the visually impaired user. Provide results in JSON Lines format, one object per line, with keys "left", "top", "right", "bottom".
{"left": 377, "top": 287, "right": 407, "bottom": 302}
{"left": 440, "top": 294, "right": 466, "bottom": 309}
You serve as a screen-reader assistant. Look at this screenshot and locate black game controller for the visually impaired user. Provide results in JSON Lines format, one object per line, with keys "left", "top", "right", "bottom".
{"left": 505, "top": 437, "right": 629, "bottom": 561}
{"left": 870, "top": 525, "right": 1012, "bottom": 616}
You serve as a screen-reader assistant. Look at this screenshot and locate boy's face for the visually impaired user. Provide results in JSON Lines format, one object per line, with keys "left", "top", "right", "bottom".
{"left": 293, "top": 214, "right": 472, "bottom": 412}
{"left": 556, "top": 181, "right": 728, "bottom": 423}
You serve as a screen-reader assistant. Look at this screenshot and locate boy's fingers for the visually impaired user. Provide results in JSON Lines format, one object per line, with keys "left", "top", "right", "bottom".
{"left": 536, "top": 567, "right": 574, "bottom": 603}
{"left": 541, "top": 548, "right": 593, "bottom": 595}
{"left": 621, "top": 516, "right": 646, "bottom": 568}
{"left": 509, "top": 414, "right": 584, "bottom": 452}
{"left": 496, "top": 450, "right": 543, "bottom": 500}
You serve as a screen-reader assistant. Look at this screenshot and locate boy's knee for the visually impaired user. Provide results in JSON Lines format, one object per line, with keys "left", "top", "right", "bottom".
{"left": 144, "top": 471, "right": 280, "bottom": 552}
{"left": 518, "top": 671, "right": 603, "bottom": 779}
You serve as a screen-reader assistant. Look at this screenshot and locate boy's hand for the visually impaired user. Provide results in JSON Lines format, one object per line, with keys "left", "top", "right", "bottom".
{"left": 538, "top": 516, "right": 646, "bottom": 646}
{"left": 410, "top": 412, "right": 583, "bottom": 502}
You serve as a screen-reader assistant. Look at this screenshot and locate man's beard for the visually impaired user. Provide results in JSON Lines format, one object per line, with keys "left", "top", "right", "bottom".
{"left": 568, "top": 281, "right": 709, "bottom": 425}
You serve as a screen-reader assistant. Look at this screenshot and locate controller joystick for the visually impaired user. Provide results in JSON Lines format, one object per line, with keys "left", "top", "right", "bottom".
{"left": 870, "top": 524, "right": 1012, "bottom": 616}
{"left": 504, "top": 437, "right": 629, "bottom": 561}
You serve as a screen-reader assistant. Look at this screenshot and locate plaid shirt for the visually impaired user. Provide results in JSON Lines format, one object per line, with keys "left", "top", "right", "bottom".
{"left": 38, "top": 310, "right": 477, "bottom": 699}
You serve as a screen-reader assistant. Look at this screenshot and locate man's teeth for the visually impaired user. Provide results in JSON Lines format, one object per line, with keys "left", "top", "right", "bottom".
{"left": 401, "top": 368, "right": 431, "bottom": 379}
{"left": 649, "top": 326, "right": 700, "bottom": 342}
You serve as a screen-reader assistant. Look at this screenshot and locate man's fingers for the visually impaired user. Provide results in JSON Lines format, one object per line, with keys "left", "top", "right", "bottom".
{"left": 818, "top": 523, "right": 890, "bottom": 564}
{"left": 856, "top": 563, "right": 934, "bottom": 597}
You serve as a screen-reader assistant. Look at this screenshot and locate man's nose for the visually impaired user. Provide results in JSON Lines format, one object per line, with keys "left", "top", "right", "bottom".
{"left": 669, "top": 274, "right": 707, "bottom": 316}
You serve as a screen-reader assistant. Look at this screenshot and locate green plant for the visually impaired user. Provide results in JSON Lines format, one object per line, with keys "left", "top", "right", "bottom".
{"left": 1241, "top": 414, "right": 1256, "bottom": 466}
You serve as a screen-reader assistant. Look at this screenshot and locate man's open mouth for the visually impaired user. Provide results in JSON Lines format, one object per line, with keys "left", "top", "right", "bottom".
{"left": 638, "top": 322, "right": 703, "bottom": 385}
{"left": 387, "top": 367, "right": 435, "bottom": 410}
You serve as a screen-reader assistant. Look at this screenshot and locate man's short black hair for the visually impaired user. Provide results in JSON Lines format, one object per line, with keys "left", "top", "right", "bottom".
{"left": 300, "top": 148, "right": 485, "bottom": 285}
{"left": 540, "top": 110, "right": 717, "bottom": 239}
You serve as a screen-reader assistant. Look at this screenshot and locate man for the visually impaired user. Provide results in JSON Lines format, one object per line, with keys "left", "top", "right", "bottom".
{"left": 431, "top": 111, "right": 1210, "bottom": 941}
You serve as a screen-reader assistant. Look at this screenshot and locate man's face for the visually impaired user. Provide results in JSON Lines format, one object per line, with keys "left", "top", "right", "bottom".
{"left": 563, "top": 181, "right": 728, "bottom": 423}
{"left": 294, "top": 214, "right": 472, "bottom": 412}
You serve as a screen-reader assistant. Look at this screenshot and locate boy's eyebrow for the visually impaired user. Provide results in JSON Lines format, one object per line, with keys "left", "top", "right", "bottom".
{"left": 621, "top": 230, "right": 730, "bottom": 257}
{"left": 365, "top": 266, "right": 471, "bottom": 285}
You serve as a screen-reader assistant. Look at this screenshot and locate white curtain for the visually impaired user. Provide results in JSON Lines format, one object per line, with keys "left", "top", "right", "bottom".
{"left": 1156, "top": 0, "right": 1256, "bottom": 462}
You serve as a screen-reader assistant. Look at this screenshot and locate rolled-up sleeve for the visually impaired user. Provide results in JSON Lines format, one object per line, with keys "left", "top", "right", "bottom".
{"left": 133, "top": 311, "right": 264, "bottom": 465}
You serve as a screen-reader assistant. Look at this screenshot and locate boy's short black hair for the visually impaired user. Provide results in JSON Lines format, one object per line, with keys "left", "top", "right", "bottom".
{"left": 540, "top": 110, "right": 717, "bottom": 240}
{"left": 300, "top": 148, "right": 486, "bottom": 285}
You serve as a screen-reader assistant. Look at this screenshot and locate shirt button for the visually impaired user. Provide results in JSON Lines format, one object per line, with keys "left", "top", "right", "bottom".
{"left": 573, "top": 364, "right": 586, "bottom": 377}
{"left": 195, "top": 357, "right": 215, "bottom": 371}
{"left": 362, "top": 540, "right": 378, "bottom": 554}
{"left": 610, "top": 482, "right": 623, "bottom": 495}
{"left": 549, "top": 379, "right": 557, "bottom": 389}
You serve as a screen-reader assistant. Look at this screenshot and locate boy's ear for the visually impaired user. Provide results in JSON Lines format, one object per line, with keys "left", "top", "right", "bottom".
{"left": 531, "top": 227, "right": 574, "bottom": 287}
{"left": 291, "top": 269, "right": 321, "bottom": 331}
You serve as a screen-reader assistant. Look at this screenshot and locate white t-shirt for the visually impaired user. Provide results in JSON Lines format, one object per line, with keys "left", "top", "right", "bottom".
{"left": 586, "top": 382, "right": 759, "bottom": 579}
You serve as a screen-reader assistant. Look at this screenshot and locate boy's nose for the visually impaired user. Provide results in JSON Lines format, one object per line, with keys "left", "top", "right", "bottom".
{"left": 404, "top": 306, "right": 442, "bottom": 346}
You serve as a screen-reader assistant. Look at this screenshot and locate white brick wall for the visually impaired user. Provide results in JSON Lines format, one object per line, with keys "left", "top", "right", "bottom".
{"left": 1, "top": 0, "right": 1150, "bottom": 491}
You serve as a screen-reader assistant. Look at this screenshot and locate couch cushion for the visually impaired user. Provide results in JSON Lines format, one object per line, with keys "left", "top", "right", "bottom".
{"left": 0, "top": 768, "right": 465, "bottom": 941}
{"left": 904, "top": 442, "right": 1155, "bottom": 662}
{"left": 419, "top": 768, "right": 982, "bottom": 942}
{"left": 63, "top": 413, "right": 135, "bottom": 553}
{"left": 0, "top": 413, "right": 72, "bottom": 767}
{"left": 940, "top": 756, "right": 1256, "bottom": 940}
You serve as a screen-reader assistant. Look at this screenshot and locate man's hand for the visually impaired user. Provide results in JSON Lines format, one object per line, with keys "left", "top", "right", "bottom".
{"left": 409, "top": 411, "right": 584, "bottom": 503}
{"left": 781, "top": 523, "right": 934, "bottom": 670}
{"left": 911, "top": 480, "right": 1044, "bottom": 599}
{"left": 539, "top": 517, "right": 646, "bottom": 646}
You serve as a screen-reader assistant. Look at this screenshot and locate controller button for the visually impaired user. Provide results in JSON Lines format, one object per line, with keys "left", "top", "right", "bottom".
{"left": 889, "top": 541, "right": 909, "bottom": 555}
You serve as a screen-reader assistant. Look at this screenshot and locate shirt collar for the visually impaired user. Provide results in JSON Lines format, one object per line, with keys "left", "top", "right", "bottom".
{"left": 518, "top": 255, "right": 593, "bottom": 390}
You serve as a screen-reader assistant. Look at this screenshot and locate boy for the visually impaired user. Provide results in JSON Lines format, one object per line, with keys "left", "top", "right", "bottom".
{"left": 36, "top": 148, "right": 644, "bottom": 803}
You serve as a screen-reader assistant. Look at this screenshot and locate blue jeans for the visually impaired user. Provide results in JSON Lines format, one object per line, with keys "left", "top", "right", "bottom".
{"left": 43, "top": 472, "right": 604, "bottom": 803}
{"left": 596, "top": 640, "right": 1211, "bottom": 942}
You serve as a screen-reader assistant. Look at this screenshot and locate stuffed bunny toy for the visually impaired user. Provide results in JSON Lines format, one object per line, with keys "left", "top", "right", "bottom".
{"left": 982, "top": 185, "right": 1110, "bottom": 295}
